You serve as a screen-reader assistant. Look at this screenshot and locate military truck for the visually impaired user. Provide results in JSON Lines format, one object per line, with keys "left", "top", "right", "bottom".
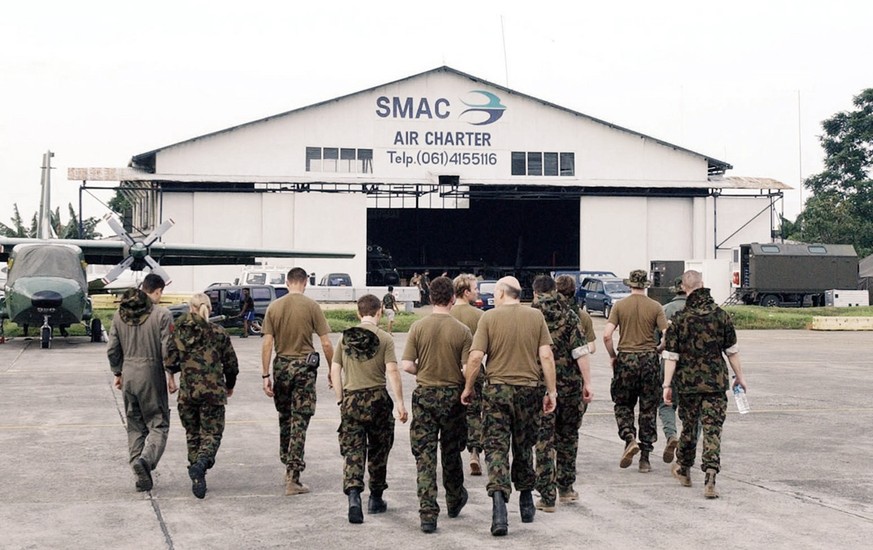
{"left": 366, "top": 244, "right": 400, "bottom": 286}
{"left": 732, "top": 243, "right": 858, "bottom": 307}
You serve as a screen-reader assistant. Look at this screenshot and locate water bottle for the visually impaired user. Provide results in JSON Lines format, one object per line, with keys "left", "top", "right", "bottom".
{"left": 733, "top": 382, "right": 750, "bottom": 414}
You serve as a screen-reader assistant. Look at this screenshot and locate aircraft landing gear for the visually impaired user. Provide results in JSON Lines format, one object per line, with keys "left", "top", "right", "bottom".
{"left": 40, "top": 315, "right": 52, "bottom": 349}
{"left": 90, "top": 318, "right": 103, "bottom": 343}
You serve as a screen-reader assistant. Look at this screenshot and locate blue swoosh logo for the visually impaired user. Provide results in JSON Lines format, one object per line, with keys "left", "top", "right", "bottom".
{"left": 461, "top": 90, "right": 506, "bottom": 125}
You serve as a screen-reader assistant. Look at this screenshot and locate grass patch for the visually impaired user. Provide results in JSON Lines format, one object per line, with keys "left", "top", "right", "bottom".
{"left": 725, "top": 305, "right": 873, "bottom": 329}
{"left": 8, "top": 305, "right": 868, "bottom": 335}
{"left": 324, "top": 309, "right": 423, "bottom": 333}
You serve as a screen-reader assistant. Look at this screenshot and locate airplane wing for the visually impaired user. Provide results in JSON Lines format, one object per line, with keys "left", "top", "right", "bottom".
{"left": 1, "top": 237, "right": 354, "bottom": 266}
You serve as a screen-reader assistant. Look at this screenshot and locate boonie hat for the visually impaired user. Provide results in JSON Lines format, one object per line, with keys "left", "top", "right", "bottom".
{"left": 624, "top": 269, "right": 651, "bottom": 289}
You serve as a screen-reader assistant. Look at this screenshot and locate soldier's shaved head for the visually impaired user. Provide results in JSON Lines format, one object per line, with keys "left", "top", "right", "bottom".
{"left": 496, "top": 276, "right": 522, "bottom": 300}
{"left": 682, "top": 270, "right": 703, "bottom": 292}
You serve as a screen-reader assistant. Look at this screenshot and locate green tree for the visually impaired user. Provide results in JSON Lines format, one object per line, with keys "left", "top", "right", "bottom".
{"left": 0, "top": 203, "right": 102, "bottom": 239}
{"left": 789, "top": 88, "right": 873, "bottom": 257}
{"left": 0, "top": 204, "right": 34, "bottom": 237}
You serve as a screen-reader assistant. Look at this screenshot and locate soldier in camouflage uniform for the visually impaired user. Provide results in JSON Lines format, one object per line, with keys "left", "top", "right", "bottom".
{"left": 603, "top": 269, "right": 668, "bottom": 473}
{"left": 262, "top": 267, "right": 334, "bottom": 496}
{"left": 330, "top": 294, "right": 407, "bottom": 524}
{"left": 531, "top": 276, "right": 593, "bottom": 513}
{"left": 461, "top": 276, "right": 557, "bottom": 537}
{"left": 663, "top": 270, "right": 748, "bottom": 499}
{"left": 402, "top": 276, "right": 472, "bottom": 533}
{"left": 658, "top": 277, "right": 687, "bottom": 463}
{"left": 450, "top": 273, "right": 485, "bottom": 476}
{"left": 555, "top": 274, "right": 597, "bottom": 355}
{"left": 166, "top": 293, "right": 239, "bottom": 499}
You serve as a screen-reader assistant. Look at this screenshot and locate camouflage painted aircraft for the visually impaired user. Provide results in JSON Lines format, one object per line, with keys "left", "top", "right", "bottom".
{"left": 0, "top": 151, "right": 354, "bottom": 349}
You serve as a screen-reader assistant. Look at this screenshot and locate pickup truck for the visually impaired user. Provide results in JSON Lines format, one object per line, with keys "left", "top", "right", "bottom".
{"left": 170, "top": 284, "right": 287, "bottom": 335}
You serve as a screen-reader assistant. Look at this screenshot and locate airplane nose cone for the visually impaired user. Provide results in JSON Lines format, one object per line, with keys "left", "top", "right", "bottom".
{"left": 32, "top": 290, "right": 64, "bottom": 310}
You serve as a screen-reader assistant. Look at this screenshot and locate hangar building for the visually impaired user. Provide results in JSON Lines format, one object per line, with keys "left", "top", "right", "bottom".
{"left": 70, "top": 66, "right": 788, "bottom": 293}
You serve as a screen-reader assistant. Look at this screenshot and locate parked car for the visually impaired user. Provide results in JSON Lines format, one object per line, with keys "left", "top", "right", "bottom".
{"left": 319, "top": 272, "right": 352, "bottom": 286}
{"left": 169, "top": 284, "right": 288, "bottom": 335}
{"left": 578, "top": 276, "right": 631, "bottom": 318}
{"left": 473, "top": 279, "right": 498, "bottom": 310}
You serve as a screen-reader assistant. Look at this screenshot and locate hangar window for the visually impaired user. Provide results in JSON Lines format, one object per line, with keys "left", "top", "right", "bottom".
{"left": 560, "top": 153, "right": 575, "bottom": 176}
{"left": 527, "top": 152, "right": 543, "bottom": 175}
{"left": 760, "top": 244, "right": 781, "bottom": 253}
{"left": 808, "top": 245, "right": 827, "bottom": 254}
{"left": 358, "top": 149, "right": 373, "bottom": 173}
{"left": 339, "top": 148, "right": 356, "bottom": 173}
{"left": 305, "top": 147, "right": 373, "bottom": 173}
{"left": 323, "top": 148, "right": 339, "bottom": 171}
{"left": 511, "top": 151, "right": 575, "bottom": 176}
{"left": 306, "top": 147, "right": 321, "bottom": 172}
{"left": 544, "top": 152, "right": 559, "bottom": 176}
{"left": 511, "top": 152, "right": 526, "bottom": 175}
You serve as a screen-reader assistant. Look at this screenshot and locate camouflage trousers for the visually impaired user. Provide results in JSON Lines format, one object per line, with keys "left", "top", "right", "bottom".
{"left": 410, "top": 385, "right": 467, "bottom": 520}
{"left": 272, "top": 357, "right": 317, "bottom": 472}
{"left": 466, "top": 368, "right": 486, "bottom": 452}
{"left": 178, "top": 400, "right": 225, "bottom": 469}
{"left": 338, "top": 386, "right": 395, "bottom": 494}
{"left": 482, "top": 384, "right": 542, "bottom": 497}
{"left": 535, "top": 392, "right": 587, "bottom": 504}
{"left": 676, "top": 392, "right": 727, "bottom": 473}
{"left": 611, "top": 351, "right": 660, "bottom": 452}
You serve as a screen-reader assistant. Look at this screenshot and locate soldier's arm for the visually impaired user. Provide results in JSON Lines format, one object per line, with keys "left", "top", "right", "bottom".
{"left": 385, "top": 361, "right": 408, "bottom": 423}
{"left": 261, "top": 334, "right": 275, "bottom": 397}
{"left": 330, "top": 360, "right": 343, "bottom": 404}
{"left": 662, "top": 357, "right": 677, "bottom": 405}
{"left": 401, "top": 359, "right": 418, "bottom": 375}
{"left": 319, "top": 333, "right": 334, "bottom": 366}
{"left": 603, "top": 322, "right": 618, "bottom": 367}
{"left": 539, "top": 344, "right": 558, "bottom": 414}
{"left": 461, "top": 350, "right": 485, "bottom": 405}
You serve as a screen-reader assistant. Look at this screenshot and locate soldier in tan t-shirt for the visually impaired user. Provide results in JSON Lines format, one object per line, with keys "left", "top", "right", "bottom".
{"left": 461, "top": 276, "right": 557, "bottom": 537}
{"left": 261, "top": 267, "right": 334, "bottom": 496}
{"left": 402, "top": 276, "right": 472, "bottom": 533}
{"left": 330, "top": 294, "right": 407, "bottom": 525}
{"left": 450, "top": 273, "right": 486, "bottom": 476}
{"left": 603, "top": 269, "right": 668, "bottom": 474}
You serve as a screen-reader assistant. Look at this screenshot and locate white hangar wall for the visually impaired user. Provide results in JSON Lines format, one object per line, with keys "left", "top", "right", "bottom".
{"left": 580, "top": 194, "right": 773, "bottom": 283}
{"left": 152, "top": 69, "right": 708, "bottom": 186}
{"left": 160, "top": 191, "right": 366, "bottom": 292}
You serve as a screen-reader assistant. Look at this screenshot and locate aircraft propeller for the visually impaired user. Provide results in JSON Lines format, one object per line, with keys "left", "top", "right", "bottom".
{"left": 102, "top": 214, "right": 175, "bottom": 285}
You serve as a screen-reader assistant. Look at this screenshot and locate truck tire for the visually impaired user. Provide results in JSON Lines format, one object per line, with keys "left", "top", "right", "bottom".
{"left": 249, "top": 315, "right": 264, "bottom": 337}
{"left": 760, "top": 294, "right": 780, "bottom": 307}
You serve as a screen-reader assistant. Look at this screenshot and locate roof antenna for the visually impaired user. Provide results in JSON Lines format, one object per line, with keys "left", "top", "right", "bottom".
{"left": 501, "top": 15, "right": 510, "bottom": 87}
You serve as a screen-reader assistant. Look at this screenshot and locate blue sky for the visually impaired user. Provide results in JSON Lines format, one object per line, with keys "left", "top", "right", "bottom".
{"left": 2, "top": 0, "right": 871, "bottom": 230}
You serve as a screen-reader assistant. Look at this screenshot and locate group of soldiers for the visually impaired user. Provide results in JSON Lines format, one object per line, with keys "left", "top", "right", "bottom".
{"left": 109, "top": 266, "right": 748, "bottom": 537}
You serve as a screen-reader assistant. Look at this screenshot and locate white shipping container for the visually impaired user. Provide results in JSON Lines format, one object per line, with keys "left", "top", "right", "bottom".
{"left": 825, "top": 290, "right": 869, "bottom": 307}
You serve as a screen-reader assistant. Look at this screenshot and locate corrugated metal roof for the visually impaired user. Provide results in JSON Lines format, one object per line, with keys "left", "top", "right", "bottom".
{"left": 708, "top": 176, "right": 793, "bottom": 190}
{"left": 129, "top": 66, "right": 733, "bottom": 176}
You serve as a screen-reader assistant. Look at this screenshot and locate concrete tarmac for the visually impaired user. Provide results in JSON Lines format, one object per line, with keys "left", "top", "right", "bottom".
{"left": 1, "top": 321, "right": 872, "bottom": 549}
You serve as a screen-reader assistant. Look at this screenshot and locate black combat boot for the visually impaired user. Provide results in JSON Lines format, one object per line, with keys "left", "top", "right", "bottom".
{"left": 368, "top": 489, "right": 387, "bottom": 514}
{"left": 447, "top": 486, "right": 468, "bottom": 518}
{"left": 638, "top": 451, "right": 652, "bottom": 473}
{"left": 189, "top": 459, "right": 208, "bottom": 499}
{"left": 490, "top": 491, "right": 508, "bottom": 536}
{"left": 348, "top": 489, "right": 364, "bottom": 524}
{"left": 519, "top": 489, "right": 535, "bottom": 523}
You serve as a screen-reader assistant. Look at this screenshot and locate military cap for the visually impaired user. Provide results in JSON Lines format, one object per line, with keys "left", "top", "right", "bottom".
{"left": 624, "top": 269, "right": 651, "bottom": 289}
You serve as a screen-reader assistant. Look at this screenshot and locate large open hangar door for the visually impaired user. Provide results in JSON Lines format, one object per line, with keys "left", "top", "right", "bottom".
{"left": 367, "top": 186, "right": 580, "bottom": 279}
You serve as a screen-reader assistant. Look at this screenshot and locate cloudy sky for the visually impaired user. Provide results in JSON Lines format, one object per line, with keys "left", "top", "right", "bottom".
{"left": 2, "top": 0, "right": 871, "bottom": 232}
